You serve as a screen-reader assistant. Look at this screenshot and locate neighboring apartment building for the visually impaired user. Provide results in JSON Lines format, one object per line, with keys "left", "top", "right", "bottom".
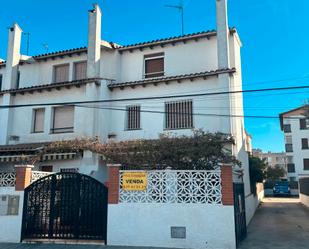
{"left": 280, "top": 105, "right": 309, "bottom": 181}
{"left": 0, "top": 4, "right": 251, "bottom": 201}
{"left": 252, "top": 149, "right": 287, "bottom": 178}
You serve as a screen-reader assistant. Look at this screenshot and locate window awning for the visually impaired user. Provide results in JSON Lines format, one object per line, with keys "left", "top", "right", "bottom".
{"left": 0, "top": 153, "right": 78, "bottom": 163}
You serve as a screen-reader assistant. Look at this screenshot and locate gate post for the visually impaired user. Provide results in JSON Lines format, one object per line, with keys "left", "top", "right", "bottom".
{"left": 15, "top": 165, "right": 34, "bottom": 191}
{"left": 221, "top": 164, "right": 234, "bottom": 205}
{"left": 106, "top": 164, "right": 121, "bottom": 204}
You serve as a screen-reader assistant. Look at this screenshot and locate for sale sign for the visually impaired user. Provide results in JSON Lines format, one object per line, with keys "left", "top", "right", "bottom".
{"left": 122, "top": 172, "right": 147, "bottom": 191}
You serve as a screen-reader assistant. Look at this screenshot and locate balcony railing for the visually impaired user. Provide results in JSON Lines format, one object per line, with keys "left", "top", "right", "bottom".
{"left": 0, "top": 172, "right": 16, "bottom": 187}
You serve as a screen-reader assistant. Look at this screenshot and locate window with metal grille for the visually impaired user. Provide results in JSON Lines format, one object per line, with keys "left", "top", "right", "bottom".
{"left": 53, "top": 64, "right": 69, "bottom": 83}
{"left": 126, "top": 105, "right": 141, "bottom": 130}
{"left": 165, "top": 100, "right": 193, "bottom": 129}
{"left": 73, "top": 61, "right": 87, "bottom": 80}
{"left": 51, "top": 106, "right": 74, "bottom": 133}
{"left": 304, "top": 159, "right": 309, "bottom": 170}
{"left": 32, "top": 108, "right": 45, "bottom": 133}
{"left": 144, "top": 53, "right": 164, "bottom": 78}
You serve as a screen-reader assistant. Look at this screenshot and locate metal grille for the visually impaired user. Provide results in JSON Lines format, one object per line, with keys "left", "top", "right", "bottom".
{"left": 165, "top": 100, "right": 193, "bottom": 129}
{"left": 22, "top": 173, "right": 108, "bottom": 241}
{"left": 126, "top": 105, "right": 141, "bottom": 130}
{"left": 119, "top": 170, "right": 221, "bottom": 204}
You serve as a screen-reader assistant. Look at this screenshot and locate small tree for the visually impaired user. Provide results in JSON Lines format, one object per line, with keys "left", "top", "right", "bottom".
{"left": 249, "top": 156, "right": 267, "bottom": 195}
{"left": 265, "top": 165, "right": 286, "bottom": 182}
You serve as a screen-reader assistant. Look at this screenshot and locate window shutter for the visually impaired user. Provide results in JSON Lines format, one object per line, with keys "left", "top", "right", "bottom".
{"left": 74, "top": 61, "right": 87, "bottom": 80}
{"left": 54, "top": 64, "right": 69, "bottom": 83}
{"left": 300, "top": 119, "right": 307, "bottom": 129}
{"left": 33, "top": 108, "right": 45, "bottom": 132}
{"left": 0, "top": 74, "right": 2, "bottom": 90}
{"left": 52, "top": 106, "right": 74, "bottom": 133}
{"left": 144, "top": 53, "right": 164, "bottom": 78}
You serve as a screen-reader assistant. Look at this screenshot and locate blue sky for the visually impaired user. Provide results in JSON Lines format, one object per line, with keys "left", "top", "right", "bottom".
{"left": 0, "top": 0, "right": 308, "bottom": 152}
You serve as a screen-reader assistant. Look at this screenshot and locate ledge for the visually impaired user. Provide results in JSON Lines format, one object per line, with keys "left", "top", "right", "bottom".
{"left": 108, "top": 68, "right": 236, "bottom": 90}
{"left": 0, "top": 78, "right": 102, "bottom": 96}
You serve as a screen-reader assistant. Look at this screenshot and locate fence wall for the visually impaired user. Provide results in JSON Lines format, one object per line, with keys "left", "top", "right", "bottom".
{"left": 0, "top": 187, "right": 24, "bottom": 242}
{"left": 245, "top": 183, "right": 264, "bottom": 225}
{"left": 0, "top": 167, "right": 51, "bottom": 243}
{"left": 107, "top": 166, "right": 236, "bottom": 249}
{"left": 299, "top": 177, "right": 309, "bottom": 208}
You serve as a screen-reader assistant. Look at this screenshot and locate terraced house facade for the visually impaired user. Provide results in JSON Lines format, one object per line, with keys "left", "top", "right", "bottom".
{"left": 0, "top": 2, "right": 255, "bottom": 248}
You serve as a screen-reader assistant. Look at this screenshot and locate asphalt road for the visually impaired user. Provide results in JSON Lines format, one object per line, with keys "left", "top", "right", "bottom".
{"left": 238, "top": 197, "right": 309, "bottom": 249}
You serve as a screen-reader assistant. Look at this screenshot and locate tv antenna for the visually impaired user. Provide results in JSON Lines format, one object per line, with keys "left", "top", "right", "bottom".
{"left": 165, "top": 1, "right": 184, "bottom": 35}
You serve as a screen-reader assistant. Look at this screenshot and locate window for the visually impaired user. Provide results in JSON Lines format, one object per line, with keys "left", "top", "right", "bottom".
{"left": 287, "top": 163, "right": 295, "bottom": 173}
{"left": 289, "top": 177, "right": 296, "bottom": 182}
{"left": 32, "top": 108, "right": 45, "bottom": 133}
{"left": 53, "top": 64, "right": 69, "bottom": 83}
{"left": 300, "top": 119, "right": 309, "bottom": 130}
{"left": 126, "top": 105, "right": 141, "bottom": 130}
{"left": 283, "top": 124, "right": 291, "bottom": 133}
{"left": 302, "top": 138, "right": 309, "bottom": 149}
{"left": 165, "top": 100, "right": 193, "bottom": 129}
{"left": 40, "top": 165, "right": 53, "bottom": 172}
{"left": 60, "top": 168, "right": 79, "bottom": 173}
{"left": 51, "top": 106, "right": 74, "bottom": 133}
{"left": 73, "top": 61, "right": 87, "bottom": 80}
{"left": 285, "top": 144, "right": 293, "bottom": 152}
{"left": 0, "top": 74, "right": 2, "bottom": 90}
{"left": 144, "top": 53, "right": 164, "bottom": 78}
{"left": 304, "top": 159, "right": 309, "bottom": 170}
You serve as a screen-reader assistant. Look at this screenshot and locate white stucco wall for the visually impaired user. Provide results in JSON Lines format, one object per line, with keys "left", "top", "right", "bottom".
{"left": 300, "top": 193, "right": 309, "bottom": 208}
{"left": 245, "top": 189, "right": 264, "bottom": 225}
{"left": 107, "top": 203, "right": 236, "bottom": 249}
{"left": 0, "top": 187, "right": 24, "bottom": 243}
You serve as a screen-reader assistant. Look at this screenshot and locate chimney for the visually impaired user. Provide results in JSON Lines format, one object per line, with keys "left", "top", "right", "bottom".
{"left": 3, "top": 23, "right": 22, "bottom": 90}
{"left": 216, "top": 0, "right": 230, "bottom": 69}
{"left": 87, "top": 4, "right": 102, "bottom": 78}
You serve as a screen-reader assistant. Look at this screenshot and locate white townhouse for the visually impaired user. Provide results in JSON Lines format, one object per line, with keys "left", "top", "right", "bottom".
{"left": 280, "top": 105, "right": 309, "bottom": 181}
{"left": 0, "top": 2, "right": 254, "bottom": 221}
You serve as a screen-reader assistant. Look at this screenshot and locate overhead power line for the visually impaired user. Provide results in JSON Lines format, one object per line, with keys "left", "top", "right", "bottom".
{"left": 0, "top": 84, "right": 308, "bottom": 109}
{"left": 75, "top": 104, "right": 304, "bottom": 120}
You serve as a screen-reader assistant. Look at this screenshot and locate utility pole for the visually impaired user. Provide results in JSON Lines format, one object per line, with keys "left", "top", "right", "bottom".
{"left": 23, "top": 32, "right": 30, "bottom": 55}
{"left": 165, "top": 1, "right": 184, "bottom": 35}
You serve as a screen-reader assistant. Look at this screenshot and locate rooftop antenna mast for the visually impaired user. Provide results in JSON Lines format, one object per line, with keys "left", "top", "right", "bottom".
{"left": 165, "top": 1, "right": 184, "bottom": 35}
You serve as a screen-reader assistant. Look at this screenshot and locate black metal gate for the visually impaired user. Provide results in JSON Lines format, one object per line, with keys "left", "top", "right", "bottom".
{"left": 21, "top": 173, "right": 108, "bottom": 241}
{"left": 233, "top": 183, "right": 247, "bottom": 246}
